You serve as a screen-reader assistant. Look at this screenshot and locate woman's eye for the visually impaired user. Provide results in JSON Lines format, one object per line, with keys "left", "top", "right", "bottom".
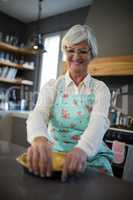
{"left": 66, "top": 48, "right": 89, "bottom": 54}
{"left": 80, "top": 50, "right": 88, "bottom": 54}
{"left": 67, "top": 50, "right": 74, "bottom": 53}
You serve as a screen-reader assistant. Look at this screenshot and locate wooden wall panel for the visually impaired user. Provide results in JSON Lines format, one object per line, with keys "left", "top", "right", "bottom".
{"left": 63, "top": 55, "right": 133, "bottom": 76}
{"left": 88, "top": 55, "right": 133, "bottom": 76}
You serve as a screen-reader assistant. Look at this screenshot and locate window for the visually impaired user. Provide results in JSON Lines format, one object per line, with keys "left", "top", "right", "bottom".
{"left": 39, "top": 33, "right": 61, "bottom": 90}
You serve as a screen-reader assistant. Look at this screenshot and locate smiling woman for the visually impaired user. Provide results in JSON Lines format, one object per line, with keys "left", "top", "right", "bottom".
{"left": 26, "top": 24, "right": 114, "bottom": 180}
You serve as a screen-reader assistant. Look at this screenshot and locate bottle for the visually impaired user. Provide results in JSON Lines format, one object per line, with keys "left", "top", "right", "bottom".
{"left": 115, "top": 111, "right": 121, "bottom": 127}
{"left": 110, "top": 108, "right": 117, "bottom": 126}
{"left": 20, "top": 99, "right": 27, "bottom": 110}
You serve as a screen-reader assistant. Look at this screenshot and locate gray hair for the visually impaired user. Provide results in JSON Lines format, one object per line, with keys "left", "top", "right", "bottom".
{"left": 62, "top": 24, "right": 98, "bottom": 58}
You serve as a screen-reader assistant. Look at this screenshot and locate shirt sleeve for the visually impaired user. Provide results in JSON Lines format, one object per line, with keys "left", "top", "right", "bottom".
{"left": 75, "top": 82, "right": 111, "bottom": 158}
{"left": 26, "top": 79, "right": 56, "bottom": 144}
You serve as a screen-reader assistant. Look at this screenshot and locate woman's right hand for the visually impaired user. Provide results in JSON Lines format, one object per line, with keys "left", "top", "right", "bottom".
{"left": 27, "top": 136, "right": 52, "bottom": 178}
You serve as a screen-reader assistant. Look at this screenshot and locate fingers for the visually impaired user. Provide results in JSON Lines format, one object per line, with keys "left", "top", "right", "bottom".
{"left": 61, "top": 157, "right": 69, "bottom": 182}
{"left": 45, "top": 146, "right": 52, "bottom": 177}
{"left": 38, "top": 144, "right": 52, "bottom": 177}
{"left": 76, "top": 161, "right": 86, "bottom": 173}
{"left": 32, "top": 146, "right": 39, "bottom": 174}
{"left": 61, "top": 153, "right": 78, "bottom": 182}
{"left": 67, "top": 158, "right": 85, "bottom": 175}
{"left": 61, "top": 149, "right": 87, "bottom": 181}
{"left": 27, "top": 139, "right": 52, "bottom": 177}
{"left": 38, "top": 145, "right": 47, "bottom": 177}
{"left": 27, "top": 146, "right": 33, "bottom": 172}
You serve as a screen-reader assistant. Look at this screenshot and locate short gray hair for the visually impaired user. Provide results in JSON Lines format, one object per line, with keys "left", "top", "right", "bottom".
{"left": 62, "top": 24, "right": 98, "bottom": 58}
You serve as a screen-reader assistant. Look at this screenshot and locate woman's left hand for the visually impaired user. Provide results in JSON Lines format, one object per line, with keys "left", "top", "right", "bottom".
{"left": 61, "top": 147, "right": 87, "bottom": 181}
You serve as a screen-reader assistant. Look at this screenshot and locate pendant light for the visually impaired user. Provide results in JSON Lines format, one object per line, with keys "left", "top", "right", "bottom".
{"left": 32, "top": 0, "right": 46, "bottom": 53}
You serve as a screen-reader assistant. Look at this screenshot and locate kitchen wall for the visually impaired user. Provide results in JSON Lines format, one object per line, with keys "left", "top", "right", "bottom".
{"left": 26, "top": 6, "right": 90, "bottom": 38}
{"left": 85, "top": 0, "right": 133, "bottom": 115}
{"left": 0, "top": 11, "right": 27, "bottom": 43}
{"left": 85, "top": 0, "right": 133, "bottom": 57}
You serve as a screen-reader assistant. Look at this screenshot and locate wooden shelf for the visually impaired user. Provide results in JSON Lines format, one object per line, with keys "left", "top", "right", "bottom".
{"left": 0, "top": 60, "right": 34, "bottom": 70}
{"left": 63, "top": 55, "right": 133, "bottom": 76}
{"left": 0, "top": 41, "right": 37, "bottom": 55}
{"left": 0, "top": 41, "right": 35, "bottom": 87}
{"left": 0, "top": 77, "right": 33, "bottom": 86}
{"left": 88, "top": 55, "right": 133, "bottom": 76}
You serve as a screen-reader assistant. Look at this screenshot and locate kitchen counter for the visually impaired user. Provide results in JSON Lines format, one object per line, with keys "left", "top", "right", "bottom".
{"left": 0, "top": 111, "right": 29, "bottom": 146}
{"left": 109, "top": 127, "right": 133, "bottom": 134}
{"left": 0, "top": 110, "right": 29, "bottom": 119}
{"left": 0, "top": 140, "right": 133, "bottom": 200}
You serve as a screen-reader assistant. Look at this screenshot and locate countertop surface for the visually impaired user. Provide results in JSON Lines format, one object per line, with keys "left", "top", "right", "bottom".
{"left": 0, "top": 110, "right": 29, "bottom": 119}
{"left": 109, "top": 127, "right": 133, "bottom": 134}
{"left": 0, "top": 140, "right": 133, "bottom": 200}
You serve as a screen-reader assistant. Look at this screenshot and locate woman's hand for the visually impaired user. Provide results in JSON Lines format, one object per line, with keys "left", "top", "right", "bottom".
{"left": 61, "top": 147, "right": 87, "bottom": 181}
{"left": 27, "top": 137, "right": 52, "bottom": 177}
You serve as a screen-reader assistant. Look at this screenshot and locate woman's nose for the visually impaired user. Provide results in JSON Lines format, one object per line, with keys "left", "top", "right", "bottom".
{"left": 72, "top": 51, "right": 81, "bottom": 59}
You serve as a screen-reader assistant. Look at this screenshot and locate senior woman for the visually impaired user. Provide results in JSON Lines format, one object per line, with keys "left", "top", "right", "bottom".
{"left": 26, "top": 24, "right": 113, "bottom": 181}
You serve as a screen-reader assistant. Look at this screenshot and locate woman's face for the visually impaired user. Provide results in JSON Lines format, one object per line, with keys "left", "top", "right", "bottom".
{"left": 64, "top": 40, "right": 92, "bottom": 74}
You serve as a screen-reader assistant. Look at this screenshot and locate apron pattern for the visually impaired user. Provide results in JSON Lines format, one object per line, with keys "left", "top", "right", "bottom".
{"left": 48, "top": 77, "right": 114, "bottom": 176}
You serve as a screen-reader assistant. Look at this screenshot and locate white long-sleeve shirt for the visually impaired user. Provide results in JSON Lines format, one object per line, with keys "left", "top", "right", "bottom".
{"left": 27, "top": 72, "right": 111, "bottom": 158}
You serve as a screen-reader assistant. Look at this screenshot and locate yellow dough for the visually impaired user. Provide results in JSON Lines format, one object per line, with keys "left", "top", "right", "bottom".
{"left": 52, "top": 152, "right": 66, "bottom": 171}
{"left": 16, "top": 151, "right": 66, "bottom": 172}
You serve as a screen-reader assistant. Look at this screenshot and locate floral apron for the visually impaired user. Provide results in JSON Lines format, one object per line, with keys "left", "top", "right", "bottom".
{"left": 48, "top": 78, "right": 114, "bottom": 176}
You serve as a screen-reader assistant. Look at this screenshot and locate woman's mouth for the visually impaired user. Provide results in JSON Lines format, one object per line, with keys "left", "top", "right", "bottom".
{"left": 70, "top": 61, "right": 83, "bottom": 68}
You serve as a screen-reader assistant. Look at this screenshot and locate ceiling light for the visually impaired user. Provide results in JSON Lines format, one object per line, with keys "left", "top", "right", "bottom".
{"left": 32, "top": 0, "right": 46, "bottom": 53}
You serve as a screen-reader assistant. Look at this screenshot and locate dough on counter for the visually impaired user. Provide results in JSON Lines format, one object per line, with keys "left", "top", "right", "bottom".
{"left": 16, "top": 151, "right": 66, "bottom": 172}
